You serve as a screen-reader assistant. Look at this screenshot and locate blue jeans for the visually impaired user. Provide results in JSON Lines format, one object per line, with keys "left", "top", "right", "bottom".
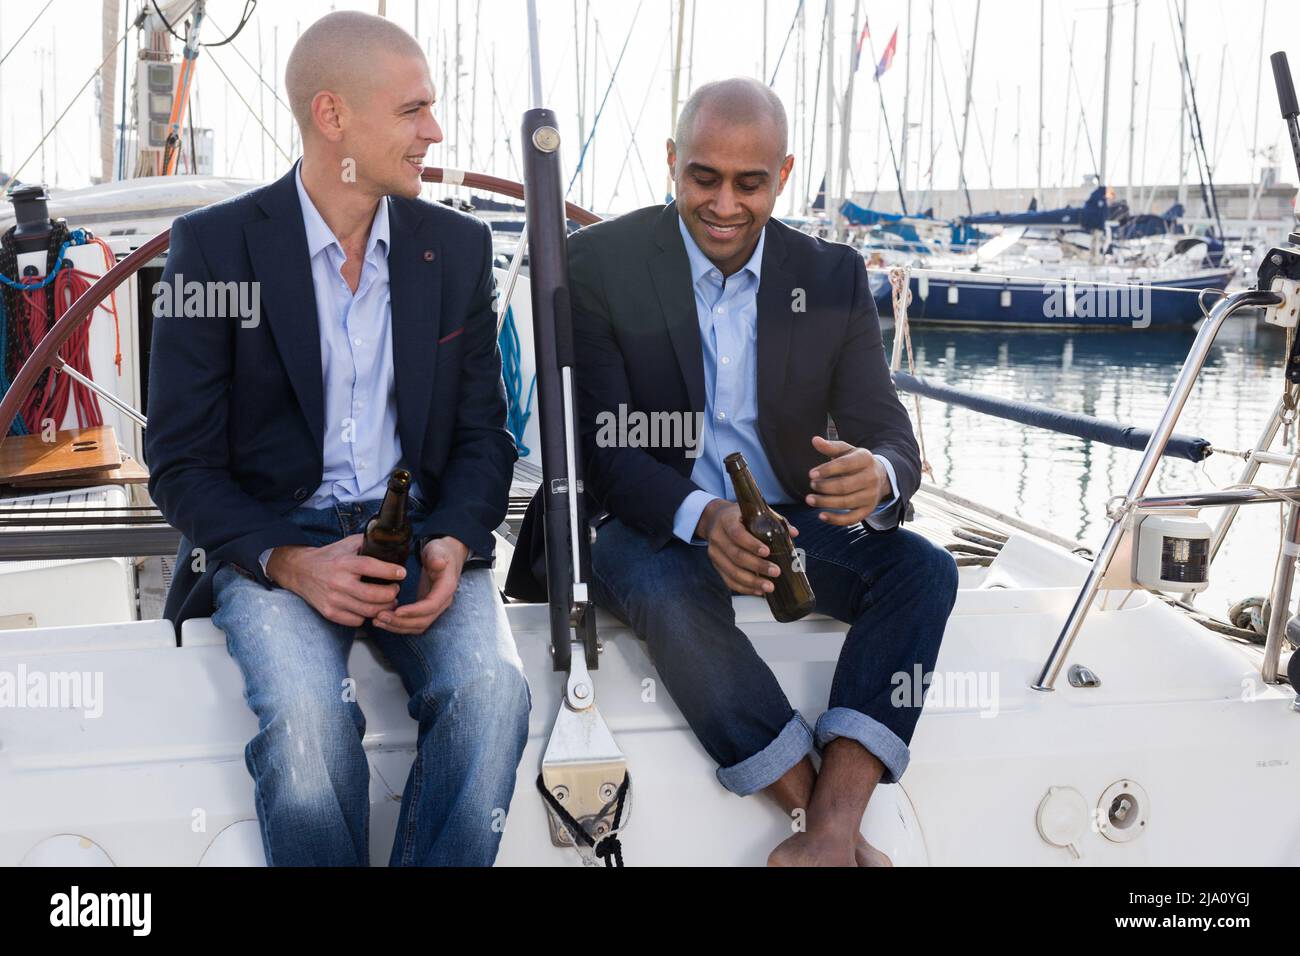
{"left": 211, "top": 498, "right": 531, "bottom": 866}
{"left": 590, "top": 506, "right": 956, "bottom": 796}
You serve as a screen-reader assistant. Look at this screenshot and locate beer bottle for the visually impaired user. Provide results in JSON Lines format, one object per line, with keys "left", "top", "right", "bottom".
{"left": 360, "top": 469, "right": 413, "bottom": 584}
{"left": 725, "top": 452, "right": 816, "bottom": 622}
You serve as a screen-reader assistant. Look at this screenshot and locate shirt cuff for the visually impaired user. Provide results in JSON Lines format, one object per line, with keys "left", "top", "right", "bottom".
{"left": 672, "top": 490, "right": 720, "bottom": 544}
{"left": 258, "top": 547, "right": 274, "bottom": 578}
{"left": 864, "top": 453, "right": 901, "bottom": 531}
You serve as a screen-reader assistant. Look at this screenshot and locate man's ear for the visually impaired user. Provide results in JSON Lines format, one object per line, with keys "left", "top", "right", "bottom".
{"left": 311, "top": 90, "right": 346, "bottom": 143}
{"left": 666, "top": 137, "right": 677, "bottom": 180}
{"left": 776, "top": 154, "right": 795, "bottom": 194}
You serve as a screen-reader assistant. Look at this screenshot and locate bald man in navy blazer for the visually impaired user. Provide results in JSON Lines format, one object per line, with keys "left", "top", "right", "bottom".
{"left": 145, "top": 11, "right": 529, "bottom": 867}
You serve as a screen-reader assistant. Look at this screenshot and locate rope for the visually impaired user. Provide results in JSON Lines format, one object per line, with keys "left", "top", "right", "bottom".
{"left": 497, "top": 305, "right": 534, "bottom": 456}
{"left": 888, "top": 266, "right": 933, "bottom": 480}
{"left": 0, "top": 230, "right": 90, "bottom": 291}
{"left": 535, "top": 772, "right": 630, "bottom": 867}
{"left": 0, "top": 228, "right": 118, "bottom": 436}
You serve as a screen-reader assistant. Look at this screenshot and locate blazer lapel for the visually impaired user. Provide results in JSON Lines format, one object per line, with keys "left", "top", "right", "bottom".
{"left": 246, "top": 169, "right": 325, "bottom": 452}
{"left": 648, "top": 203, "right": 706, "bottom": 413}
{"left": 755, "top": 220, "right": 795, "bottom": 431}
{"left": 387, "top": 198, "right": 441, "bottom": 466}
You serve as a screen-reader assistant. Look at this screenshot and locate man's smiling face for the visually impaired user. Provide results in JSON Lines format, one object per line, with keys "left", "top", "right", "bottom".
{"left": 668, "top": 106, "right": 793, "bottom": 277}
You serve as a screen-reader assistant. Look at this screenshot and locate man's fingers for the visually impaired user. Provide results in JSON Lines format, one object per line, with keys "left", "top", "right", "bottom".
{"left": 337, "top": 575, "right": 402, "bottom": 606}
{"left": 720, "top": 540, "right": 779, "bottom": 577}
{"left": 388, "top": 571, "right": 457, "bottom": 621}
{"left": 810, "top": 448, "right": 871, "bottom": 481}
{"left": 806, "top": 489, "right": 879, "bottom": 511}
{"left": 817, "top": 506, "right": 873, "bottom": 526}
{"left": 723, "top": 519, "right": 769, "bottom": 556}
{"left": 347, "top": 555, "right": 407, "bottom": 582}
{"left": 810, "top": 435, "right": 854, "bottom": 457}
{"left": 327, "top": 594, "right": 392, "bottom": 624}
{"left": 809, "top": 470, "right": 873, "bottom": 495}
{"left": 723, "top": 564, "right": 773, "bottom": 595}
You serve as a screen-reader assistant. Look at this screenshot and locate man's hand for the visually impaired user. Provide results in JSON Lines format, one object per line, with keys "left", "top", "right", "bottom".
{"left": 266, "top": 534, "right": 404, "bottom": 627}
{"left": 371, "top": 536, "right": 470, "bottom": 635}
{"left": 695, "top": 498, "right": 799, "bottom": 597}
{"left": 805, "top": 435, "right": 888, "bottom": 526}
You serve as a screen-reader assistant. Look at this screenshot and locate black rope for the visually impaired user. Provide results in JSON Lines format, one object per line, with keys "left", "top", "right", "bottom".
{"left": 535, "top": 772, "right": 630, "bottom": 867}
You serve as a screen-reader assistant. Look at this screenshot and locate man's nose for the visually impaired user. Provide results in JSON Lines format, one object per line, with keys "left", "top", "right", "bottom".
{"left": 712, "top": 182, "right": 742, "bottom": 218}
{"left": 422, "top": 112, "right": 444, "bottom": 145}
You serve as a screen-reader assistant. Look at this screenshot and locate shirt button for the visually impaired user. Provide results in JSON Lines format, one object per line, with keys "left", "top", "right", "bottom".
{"left": 715, "top": 306, "right": 725, "bottom": 314}
{"left": 721, "top": 355, "right": 731, "bottom": 365}
{"left": 716, "top": 411, "right": 726, "bottom": 421}
{"left": 353, "top": 337, "right": 363, "bottom": 347}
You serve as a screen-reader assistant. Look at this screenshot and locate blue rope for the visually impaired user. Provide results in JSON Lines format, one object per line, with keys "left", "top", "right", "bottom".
{"left": 0, "top": 228, "right": 90, "bottom": 291}
{"left": 498, "top": 305, "right": 534, "bottom": 456}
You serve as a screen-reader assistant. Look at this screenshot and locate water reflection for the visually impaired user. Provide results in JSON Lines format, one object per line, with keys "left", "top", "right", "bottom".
{"left": 894, "top": 318, "right": 1289, "bottom": 615}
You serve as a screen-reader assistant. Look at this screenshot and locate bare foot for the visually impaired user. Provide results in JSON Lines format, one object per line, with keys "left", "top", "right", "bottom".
{"left": 767, "top": 831, "right": 856, "bottom": 867}
{"left": 854, "top": 834, "right": 894, "bottom": 867}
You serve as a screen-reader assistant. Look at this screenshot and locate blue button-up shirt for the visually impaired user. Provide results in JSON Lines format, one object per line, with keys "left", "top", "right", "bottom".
{"left": 294, "top": 163, "right": 421, "bottom": 509}
{"left": 670, "top": 214, "right": 897, "bottom": 543}
{"left": 259, "top": 167, "right": 423, "bottom": 574}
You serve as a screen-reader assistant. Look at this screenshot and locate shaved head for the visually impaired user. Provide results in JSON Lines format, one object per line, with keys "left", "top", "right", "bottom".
{"left": 285, "top": 11, "right": 425, "bottom": 138}
{"left": 674, "top": 77, "right": 788, "bottom": 160}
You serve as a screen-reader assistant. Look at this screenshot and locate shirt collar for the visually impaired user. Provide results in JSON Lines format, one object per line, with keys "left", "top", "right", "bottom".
{"left": 294, "top": 160, "right": 390, "bottom": 260}
{"left": 676, "top": 212, "right": 765, "bottom": 288}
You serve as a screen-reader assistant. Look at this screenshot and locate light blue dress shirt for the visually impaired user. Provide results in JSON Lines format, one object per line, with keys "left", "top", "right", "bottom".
{"left": 259, "top": 165, "right": 422, "bottom": 572}
{"left": 670, "top": 214, "right": 898, "bottom": 544}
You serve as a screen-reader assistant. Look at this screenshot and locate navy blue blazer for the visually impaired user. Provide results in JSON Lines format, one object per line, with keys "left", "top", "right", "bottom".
{"left": 504, "top": 202, "right": 920, "bottom": 601}
{"left": 146, "top": 167, "right": 516, "bottom": 632}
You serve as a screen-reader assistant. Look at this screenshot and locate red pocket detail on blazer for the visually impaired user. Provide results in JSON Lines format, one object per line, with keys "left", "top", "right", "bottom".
{"left": 437, "top": 326, "right": 465, "bottom": 345}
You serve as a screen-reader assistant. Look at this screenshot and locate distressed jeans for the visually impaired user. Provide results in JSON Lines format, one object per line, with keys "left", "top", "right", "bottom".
{"left": 590, "top": 505, "right": 957, "bottom": 795}
{"left": 212, "top": 498, "right": 530, "bottom": 866}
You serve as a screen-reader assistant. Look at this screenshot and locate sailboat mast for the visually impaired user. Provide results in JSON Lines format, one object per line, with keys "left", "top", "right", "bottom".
{"left": 1126, "top": 0, "right": 1139, "bottom": 204}
{"left": 956, "top": 0, "right": 981, "bottom": 216}
{"left": 900, "top": 0, "right": 911, "bottom": 205}
{"left": 824, "top": 0, "right": 835, "bottom": 227}
{"left": 835, "top": 0, "right": 860, "bottom": 230}
{"left": 1177, "top": 0, "right": 1187, "bottom": 208}
{"left": 99, "top": 0, "right": 121, "bottom": 183}
{"left": 1247, "top": 0, "right": 1269, "bottom": 220}
{"left": 573, "top": 0, "right": 585, "bottom": 207}
{"left": 1099, "top": 0, "right": 1114, "bottom": 185}
{"left": 1036, "top": 0, "right": 1044, "bottom": 202}
{"left": 670, "top": 0, "right": 686, "bottom": 201}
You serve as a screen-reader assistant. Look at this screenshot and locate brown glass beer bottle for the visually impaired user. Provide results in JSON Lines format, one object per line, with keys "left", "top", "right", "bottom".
{"left": 724, "top": 452, "right": 816, "bottom": 622}
{"left": 360, "top": 469, "right": 413, "bottom": 584}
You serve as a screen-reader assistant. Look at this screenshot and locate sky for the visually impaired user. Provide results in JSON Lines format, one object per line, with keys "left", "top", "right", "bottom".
{"left": 1, "top": 0, "right": 1297, "bottom": 215}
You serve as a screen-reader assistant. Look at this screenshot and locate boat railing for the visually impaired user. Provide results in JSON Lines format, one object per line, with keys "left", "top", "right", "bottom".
{"left": 1030, "top": 287, "right": 1293, "bottom": 691}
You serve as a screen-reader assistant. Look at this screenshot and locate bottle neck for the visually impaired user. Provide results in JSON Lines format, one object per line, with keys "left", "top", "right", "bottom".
{"left": 376, "top": 478, "right": 410, "bottom": 529}
{"left": 728, "top": 463, "right": 766, "bottom": 520}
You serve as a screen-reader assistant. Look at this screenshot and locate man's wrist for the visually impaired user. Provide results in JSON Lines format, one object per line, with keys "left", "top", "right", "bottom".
{"left": 694, "top": 498, "right": 729, "bottom": 540}
{"left": 265, "top": 545, "right": 305, "bottom": 588}
{"left": 420, "top": 534, "right": 470, "bottom": 567}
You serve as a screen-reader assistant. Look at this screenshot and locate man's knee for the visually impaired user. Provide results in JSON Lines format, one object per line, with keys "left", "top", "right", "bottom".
{"left": 893, "top": 531, "right": 959, "bottom": 602}
{"left": 247, "top": 701, "right": 369, "bottom": 806}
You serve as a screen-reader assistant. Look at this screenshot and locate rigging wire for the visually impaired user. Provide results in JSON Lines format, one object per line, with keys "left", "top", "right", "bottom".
{"left": 566, "top": 0, "right": 644, "bottom": 197}
{"left": 0, "top": 0, "right": 56, "bottom": 69}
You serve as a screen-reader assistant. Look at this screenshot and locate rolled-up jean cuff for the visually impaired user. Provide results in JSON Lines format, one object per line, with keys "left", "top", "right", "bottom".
{"left": 715, "top": 713, "right": 815, "bottom": 796}
{"left": 814, "top": 707, "right": 910, "bottom": 784}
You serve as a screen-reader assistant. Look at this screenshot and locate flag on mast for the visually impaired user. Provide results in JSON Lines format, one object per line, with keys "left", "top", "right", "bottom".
{"left": 874, "top": 27, "right": 898, "bottom": 80}
{"left": 852, "top": 19, "right": 870, "bottom": 72}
